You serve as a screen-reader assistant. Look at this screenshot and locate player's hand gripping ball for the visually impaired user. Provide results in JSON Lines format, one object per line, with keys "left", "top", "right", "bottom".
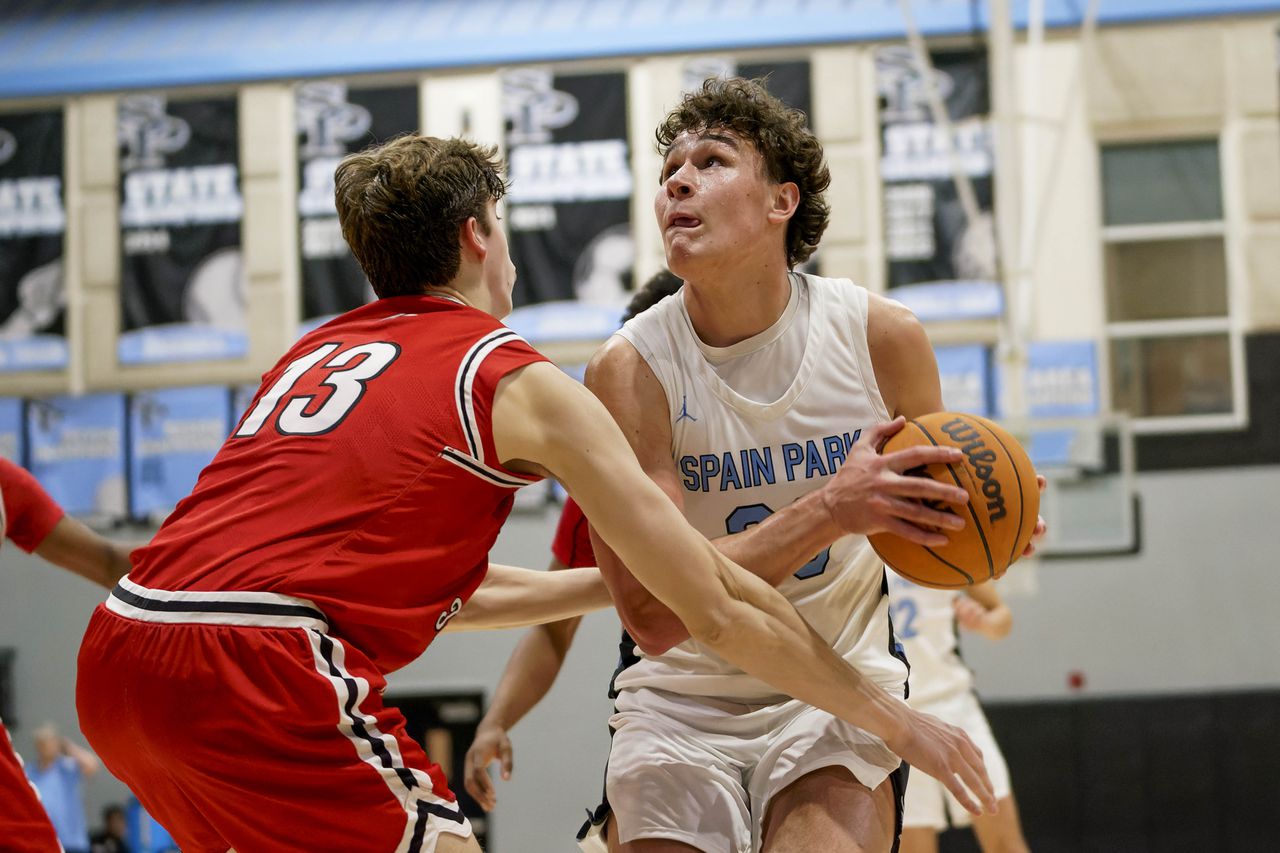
{"left": 869, "top": 412, "right": 1039, "bottom": 589}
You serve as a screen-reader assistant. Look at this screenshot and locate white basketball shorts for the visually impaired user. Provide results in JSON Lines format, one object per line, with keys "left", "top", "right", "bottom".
{"left": 606, "top": 687, "right": 904, "bottom": 853}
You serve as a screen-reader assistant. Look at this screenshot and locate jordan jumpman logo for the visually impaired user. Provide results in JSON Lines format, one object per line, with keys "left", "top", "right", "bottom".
{"left": 676, "top": 395, "right": 697, "bottom": 423}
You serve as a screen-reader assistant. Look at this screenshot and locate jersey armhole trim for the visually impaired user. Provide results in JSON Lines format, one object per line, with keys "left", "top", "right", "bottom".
{"left": 451, "top": 328, "right": 543, "bottom": 487}
{"left": 440, "top": 447, "right": 535, "bottom": 489}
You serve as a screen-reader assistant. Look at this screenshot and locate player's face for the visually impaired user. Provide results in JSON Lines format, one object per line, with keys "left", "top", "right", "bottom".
{"left": 655, "top": 129, "right": 782, "bottom": 278}
{"left": 480, "top": 199, "right": 517, "bottom": 318}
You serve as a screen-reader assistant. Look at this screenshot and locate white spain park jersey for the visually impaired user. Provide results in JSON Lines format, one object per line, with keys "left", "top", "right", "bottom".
{"left": 612, "top": 272, "right": 909, "bottom": 703}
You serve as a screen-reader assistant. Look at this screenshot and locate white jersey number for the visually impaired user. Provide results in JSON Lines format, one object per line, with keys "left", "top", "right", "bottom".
{"left": 235, "top": 342, "right": 401, "bottom": 437}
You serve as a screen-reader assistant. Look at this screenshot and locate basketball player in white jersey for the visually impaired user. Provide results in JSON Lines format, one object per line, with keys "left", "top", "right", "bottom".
{"left": 585, "top": 77, "right": 1045, "bottom": 853}
{"left": 889, "top": 575, "right": 1030, "bottom": 853}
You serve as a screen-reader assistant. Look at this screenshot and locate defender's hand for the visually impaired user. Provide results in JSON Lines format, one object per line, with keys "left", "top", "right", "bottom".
{"left": 884, "top": 706, "right": 998, "bottom": 817}
{"left": 822, "top": 417, "right": 971, "bottom": 547}
{"left": 463, "top": 722, "right": 513, "bottom": 812}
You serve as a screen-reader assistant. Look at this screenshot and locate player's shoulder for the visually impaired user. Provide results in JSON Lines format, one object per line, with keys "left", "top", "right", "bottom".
{"left": 604, "top": 290, "right": 687, "bottom": 377}
{"left": 865, "top": 289, "right": 922, "bottom": 328}
{"left": 592, "top": 290, "right": 684, "bottom": 378}
{"left": 586, "top": 332, "right": 671, "bottom": 439}
{"left": 586, "top": 332, "right": 650, "bottom": 393}
{"left": 865, "top": 290, "right": 929, "bottom": 354}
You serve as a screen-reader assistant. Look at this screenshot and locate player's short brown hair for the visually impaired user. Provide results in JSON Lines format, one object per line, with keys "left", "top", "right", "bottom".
{"left": 334, "top": 134, "right": 508, "bottom": 298}
{"left": 656, "top": 77, "right": 830, "bottom": 268}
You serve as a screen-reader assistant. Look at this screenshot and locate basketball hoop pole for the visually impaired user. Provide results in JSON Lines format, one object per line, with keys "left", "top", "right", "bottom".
{"left": 989, "top": 0, "right": 1028, "bottom": 420}
{"left": 996, "top": 0, "right": 1103, "bottom": 423}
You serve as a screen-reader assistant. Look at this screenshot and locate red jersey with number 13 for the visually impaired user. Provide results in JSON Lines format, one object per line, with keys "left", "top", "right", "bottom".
{"left": 128, "top": 295, "right": 547, "bottom": 673}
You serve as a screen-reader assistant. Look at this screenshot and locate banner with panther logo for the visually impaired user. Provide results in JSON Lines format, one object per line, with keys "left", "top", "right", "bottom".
{"left": 877, "top": 47, "right": 998, "bottom": 310}
{"left": 296, "top": 82, "right": 419, "bottom": 333}
{"left": 0, "top": 110, "right": 67, "bottom": 372}
{"left": 118, "top": 94, "right": 245, "bottom": 365}
{"left": 503, "top": 69, "right": 632, "bottom": 307}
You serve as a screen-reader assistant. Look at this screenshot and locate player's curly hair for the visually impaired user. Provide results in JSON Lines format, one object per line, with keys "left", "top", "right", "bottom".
{"left": 656, "top": 77, "right": 830, "bottom": 268}
{"left": 335, "top": 134, "right": 508, "bottom": 298}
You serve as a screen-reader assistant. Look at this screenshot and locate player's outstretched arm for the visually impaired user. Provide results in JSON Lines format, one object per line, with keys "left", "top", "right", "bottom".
{"left": 442, "top": 563, "right": 611, "bottom": 632}
{"left": 1, "top": 458, "right": 134, "bottom": 589}
{"left": 464, "top": 554, "right": 588, "bottom": 810}
{"left": 32, "top": 518, "right": 134, "bottom": 590}
{"left": 582, "top": 335, "right": 970, "bottom": 654}
{"left": 492, "top": 361, "right": 998, "bottom": 816}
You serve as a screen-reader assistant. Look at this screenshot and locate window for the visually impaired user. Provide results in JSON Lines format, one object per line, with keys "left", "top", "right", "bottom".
{"left": 1100, "top": 139, "right": 1242, "bottom": 431}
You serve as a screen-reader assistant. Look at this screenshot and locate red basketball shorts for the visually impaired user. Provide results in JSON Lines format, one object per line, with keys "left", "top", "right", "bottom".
{"left": 0, "top": 720, "right": 61, "bottom": 852}
{"left": 76, "top": 579, "right": 472, "bottom": 853}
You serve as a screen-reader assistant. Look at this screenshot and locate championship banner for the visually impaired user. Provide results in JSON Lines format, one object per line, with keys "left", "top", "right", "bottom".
{"left": 118, "top": 94, "right": 246, "bottom": 365}
{"left": 27, "top": 393, "right": 126, "bottom": 520}
{"left": 0, "top": 397, "right": 22, "bottom": 462}
{"left": 297, "top": 82, "right": 419, "bottom": 334}
{"left": 0, "top": 110, "right": 68, "bottom": 372}
{"left": 128, "top": 385, "right": 230, "bottom": 520}
{"left": 503, "top": 69, "right": 632, "bottom": 306}
{"left": 877, "top": 47, "right": 998, "bottom": 309}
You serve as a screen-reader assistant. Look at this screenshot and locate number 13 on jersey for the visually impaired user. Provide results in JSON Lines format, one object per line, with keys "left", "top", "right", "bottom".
{"left": 236, "top": 342, "right": 401, "bottom": 438}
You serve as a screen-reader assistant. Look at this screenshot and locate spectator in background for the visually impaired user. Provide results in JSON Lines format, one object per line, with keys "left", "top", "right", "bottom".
{"left": 27, "top": 722, "right": 100, "bottom": 853}
{"left": 90, "top": 804, "right": 131, "bottom": 853}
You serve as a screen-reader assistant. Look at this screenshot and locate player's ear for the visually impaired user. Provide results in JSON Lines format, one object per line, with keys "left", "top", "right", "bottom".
{"left": 459, "top": 216, "right": 489, "bottom": 262}
{"left": 767, "top": 181, "right": 800, "bottom": 224}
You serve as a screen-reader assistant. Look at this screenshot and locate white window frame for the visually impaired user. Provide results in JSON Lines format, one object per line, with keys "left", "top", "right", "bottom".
{"left": 1099, "top": 139, "right": 1247, "bottom": 435}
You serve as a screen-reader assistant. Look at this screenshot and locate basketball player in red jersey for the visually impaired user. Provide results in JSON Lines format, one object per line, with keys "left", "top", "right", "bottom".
{"left": 0, "top": 457, "right": 134, "bottom": 852}
{"left": 77, "top": 134, "right": 995, "bottom": 853}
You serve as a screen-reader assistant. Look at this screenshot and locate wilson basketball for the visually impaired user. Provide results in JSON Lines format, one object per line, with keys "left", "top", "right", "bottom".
{"left": 869, "top": 412, "right": 1039, "bottom": 589}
